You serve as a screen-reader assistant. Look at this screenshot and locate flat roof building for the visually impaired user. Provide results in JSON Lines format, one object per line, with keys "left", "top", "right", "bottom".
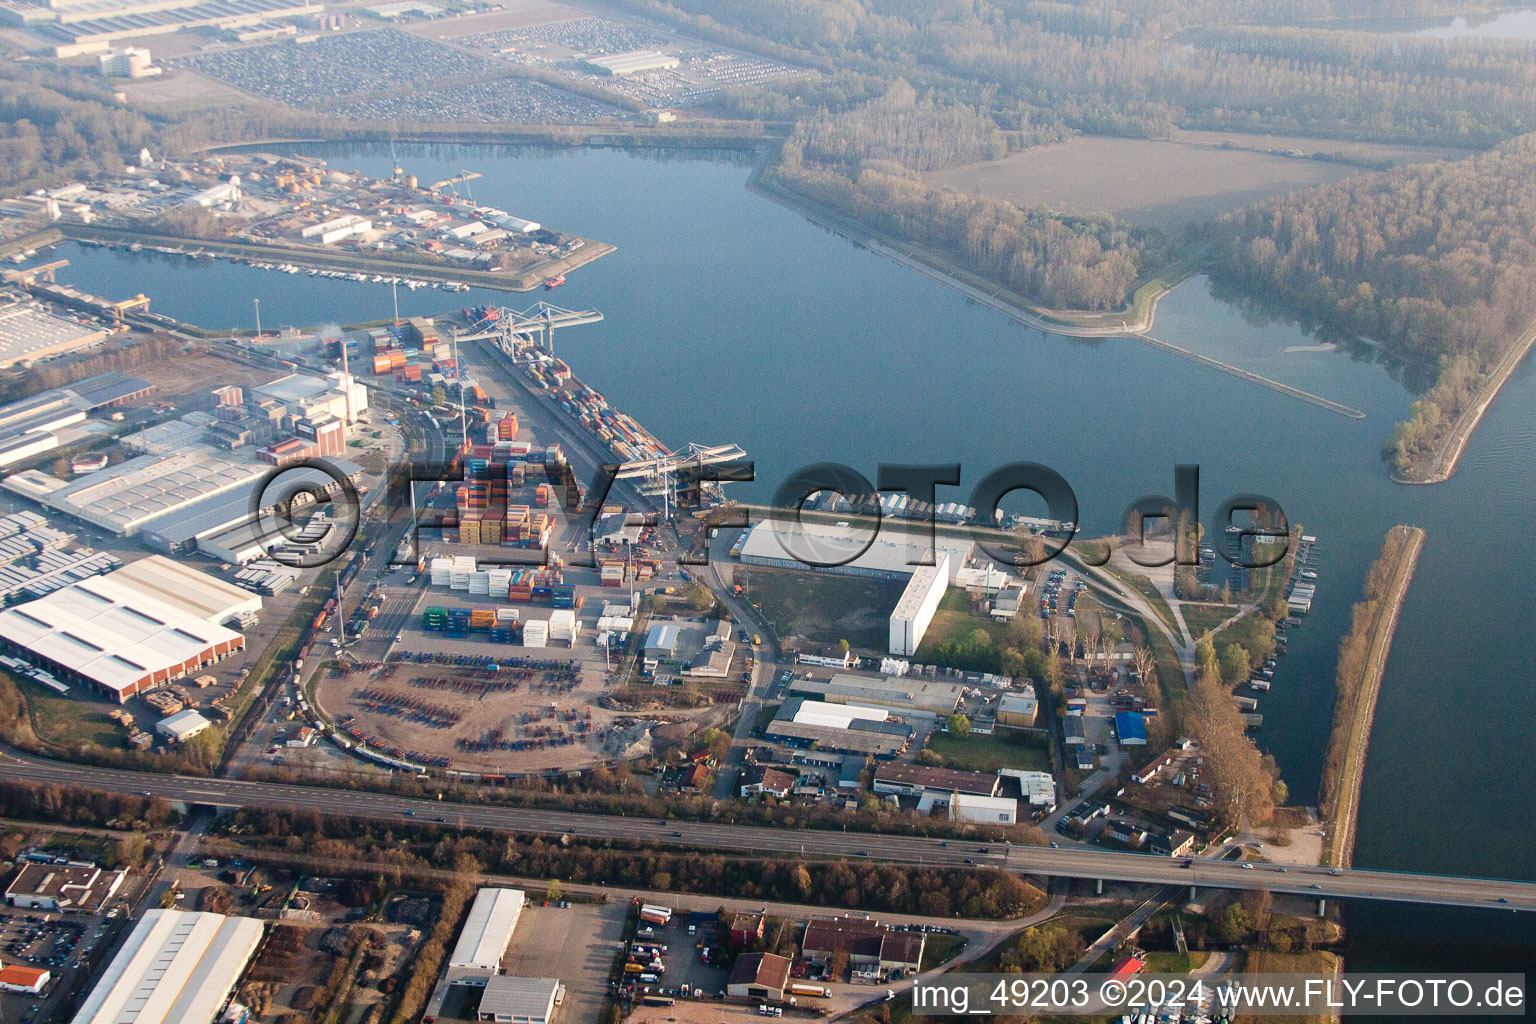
{"left": 252, "top": 372, "right": 367, "bottom": 425}
{"left": 948, "top": 792, "right": 1018, "bottom": 825}
{"left": 997, "top": 690, "right": 1038, "bottom": 728}
{"left": 112, "top": 555, "right": 262, "bottom": 625}
{"left": 0, "top": 299, "right": 108, "bottom": 369}
{"left": 890, "top": 554, "right": 947, "bottom": 656}
{"left": 449, "top": 888, "right": 525, "bottom": 972}
{"left": 737, "top": 519, "right": 974, "bottom": 582}
{"left": 5, "top": 862, "right": 126, "bottom": 913}
{"left": 69, "top": 909, "right": 263, "bottom": 1024}
{"left": 0, "top": 371, "right": 150, "bottom": 468}
{"left": 0, "top": 565, "right": 246, "bottom": 702}
{"left": 581, "top": 49, "right": 679, "bottom": 75}
{"left": 11, "top": 445, "right": 271, "bottom": 536}
{"left": 765, "top": 696, "right": 912, "bottom": 758}
{"left": 476, "top": 975, "right": 561, "bottom": 1023}
{"left": 156, "top": 708, "right": 212, "bottom": 743}
{"left": 789, "top": 673, "right": 965, "bottom": 717}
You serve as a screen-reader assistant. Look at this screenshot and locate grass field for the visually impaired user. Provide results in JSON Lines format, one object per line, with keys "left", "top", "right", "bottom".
{"left": 919, "top": 932, "right": 968, "bottom": 971}
{"left": 1142, "top": 950, "right": 1209, "bottom": 973}
{"left": 1181, "top": 603, "right": 1239, "bottom": 639}
{"left": 924, "top": 135, "right": 1446, "bottom": 236}
{"left": 928, "top": 730, "right": 1050, "bottom": 773}
{"left": 737, "top": 568, "right": 905, "bottom": 651}
{"left": 23, "top": 684, "right": 124, "bottom": 752}
{"left": 913, "top": 588, "right": 1012, "bottom": 662}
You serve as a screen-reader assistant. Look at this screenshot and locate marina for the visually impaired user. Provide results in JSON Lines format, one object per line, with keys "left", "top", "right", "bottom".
{"left": 80, "top": 239, "right": 474, "bottom": 292}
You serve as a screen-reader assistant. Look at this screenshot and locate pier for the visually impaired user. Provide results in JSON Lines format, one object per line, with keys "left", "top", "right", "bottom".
{"left": 1132, "top": 332, "right": 1366, "bottom": 419}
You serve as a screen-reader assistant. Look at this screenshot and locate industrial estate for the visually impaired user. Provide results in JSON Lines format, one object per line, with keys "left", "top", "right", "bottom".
{"left": 0, "top": 182, "right": 1494, "bottom": 1023}
{"left": 0, "top": 0, "right": 1533, "bottom": 1018}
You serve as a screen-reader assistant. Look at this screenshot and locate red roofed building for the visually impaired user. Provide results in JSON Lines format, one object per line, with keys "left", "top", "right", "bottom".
{"left": 0, "top": 963, "right": 49, "bottom": 994}
{"left": 1108, "top": 955, "right": 1145, "bottom": 980}
{"left": 726, "top": 953, "right": 790, "bottom": 1001}
{"left": 680, "top": 763, "right": 711, "bottom": 793}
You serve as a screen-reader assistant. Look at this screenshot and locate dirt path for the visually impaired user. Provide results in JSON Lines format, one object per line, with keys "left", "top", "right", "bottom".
{"left": 1322, "top": 526, "right": 1425, "bottom": 867}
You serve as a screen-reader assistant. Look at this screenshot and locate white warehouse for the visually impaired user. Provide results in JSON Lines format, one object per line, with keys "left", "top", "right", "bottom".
{"left": 448, "top": 887, "right": 525, "bottom": 972}
{"left": 889, "top": 553, "right": 948, "bottom": 657}
{"left": 69, "top": 910, "right": 263, "bottom": 1024}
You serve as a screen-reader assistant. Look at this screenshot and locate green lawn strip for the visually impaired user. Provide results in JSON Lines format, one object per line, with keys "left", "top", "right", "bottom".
{"left": 928, "top": 731, "right": 1050, "bottom": 773}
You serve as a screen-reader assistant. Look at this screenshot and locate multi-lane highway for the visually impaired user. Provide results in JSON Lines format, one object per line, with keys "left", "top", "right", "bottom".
{"left": 5, "top": 748, "right": 1532, "bottom": 913}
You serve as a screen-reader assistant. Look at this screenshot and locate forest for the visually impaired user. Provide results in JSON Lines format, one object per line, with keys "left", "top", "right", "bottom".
{"left": 767, "top": 85, "right": 1169, "bottom": 310}
{"left": 606, "top": 0, "right": 1536, "bottom": 314}
{"left": 1207, "top": 135, "right": 1536, "bottom": 475}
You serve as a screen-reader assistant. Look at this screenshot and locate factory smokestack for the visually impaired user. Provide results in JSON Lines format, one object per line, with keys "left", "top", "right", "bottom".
{"left": 319, "top": 324, "right": 352, "bottom": 424}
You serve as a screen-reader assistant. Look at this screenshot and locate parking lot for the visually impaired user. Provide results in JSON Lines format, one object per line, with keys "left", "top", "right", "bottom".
{"left": 176, "top": 29, "right": 504, "bottom": 107}
{"left": 500, "top": 900, "right": 629, "bottom": 1024}
{"left": 329, "top": 76, "right": 622, "bottom": 125}
{"left": 0, "top": 905, "right": 134, "bottom": 1024}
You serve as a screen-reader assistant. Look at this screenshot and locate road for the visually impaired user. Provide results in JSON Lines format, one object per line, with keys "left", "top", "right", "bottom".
{"left": 5, "top": 748, "right": 1533, "bottom": 913}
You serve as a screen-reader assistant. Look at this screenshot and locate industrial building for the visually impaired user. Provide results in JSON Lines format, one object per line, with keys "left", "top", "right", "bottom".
{"left": 0, "top": 561, "right": 247, "bottom": 702}
{"left": 788, "top": 673, "right": 964, "bottom": 717}
{"left": 765, "top": 696, "right": 912, "bottom": 758}
{"left": 889, "top": 554, "right": 947, "bottom": 656}
{"left": 5, "top": 445, "right": 270, "bottom": 536}
{"left": 0, "top": 298, "right": 109, "bottom": 370}
{"left": 726, "top": 953, "right": 790, "bottom": 1001}
{"left": 30, "top": 0, "right": 323, "bottom": 57}
{"left": 301, "top": 215, "right": 371, "bottom": 244}
{"left": 69, "top": 909, "right": 263, "bottom": 1024}
{"left": 6, "top": 438, "right": 361, "bottom": 540}
{"left": 0, "top": 371, "right": 150, "bottom": 468}
{"left": 996, "top": 689, "right": 1038, "bottom": 728}
{"left": 736, "top": 519, "right": 975, "bottom": 582}
{"left": 140, "top": 458, "right": 363, "bottom": 563}
{"left": 449, "top": 888, "right": 525, "bottom": 971}
{"left": 97, "top": 45, "right": 158, "bottom": 76}
{"left": 947, "top": 792, "right": 1018, "bottom": 825}
{"left": 872, "top": 763, "right": 1001, "bottom": 803}
{"left": 641, "top": 623, "right": 679, "bottom": 673}
{"left": 580, "top": 49, "right": 679, "bottom": 75}
{"left": 0, "top": 964, "right": 49, "bottom": 994}
{"left": 156, "top": 708, "right": 212, "bottom": 743}
{"left": 999, "top": 768, "right": 1057, "bottom": 809}
{"left": 5, "top": 862, "right": 125, "bottom": 913}
{"left": 1114, "top": 711, "right": 1147, "bottom": 746}
{"left": 475, "top": 975, "right": 562, "bottom": 1023}
{"left": 253, "top": 372, "right": 367, "bottom": 425}
{"left": 111, "top": 555, "right": 263, "bottom": 624}
{"left": 800, "top": 916, "right": 924, "bottom": 982}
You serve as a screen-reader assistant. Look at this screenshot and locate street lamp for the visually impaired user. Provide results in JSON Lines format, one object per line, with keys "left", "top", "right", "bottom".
{"left": 252, "top": 298, "right": 262, "bottom": 340}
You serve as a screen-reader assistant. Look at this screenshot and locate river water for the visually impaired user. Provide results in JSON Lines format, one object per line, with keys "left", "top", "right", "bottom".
{"left": 31, "top": 143, "right": 1535, "bottom": 974}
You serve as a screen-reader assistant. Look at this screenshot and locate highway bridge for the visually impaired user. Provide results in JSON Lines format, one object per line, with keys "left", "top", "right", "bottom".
{"left": 3, "top": 750, "right": 1532, "bottom": 913}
